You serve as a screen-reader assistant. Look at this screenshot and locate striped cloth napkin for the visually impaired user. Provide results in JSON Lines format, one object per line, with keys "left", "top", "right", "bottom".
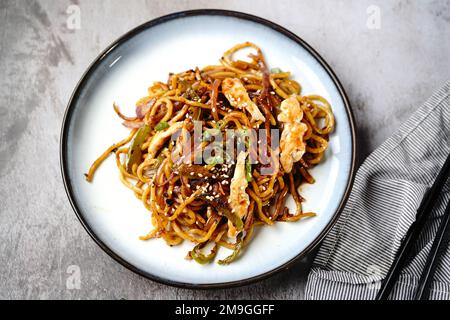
{"left": 305, "top": 81, "right": 450, "bottom": 300}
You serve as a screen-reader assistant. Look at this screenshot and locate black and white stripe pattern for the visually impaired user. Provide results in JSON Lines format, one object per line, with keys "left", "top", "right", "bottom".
{"left": 306, "top": 81, "right": 450, "bottom": 300}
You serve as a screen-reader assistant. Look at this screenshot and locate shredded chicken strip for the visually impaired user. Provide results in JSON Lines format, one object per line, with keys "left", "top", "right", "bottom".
{"left": 228, "top": 151, "right": 250, "bottom": 237}
{"left": 277, "top": 96, "right": 308, "bottom": 173}
{"left": 148, "top": 121, "right": 183, "bottom": 159}
{"left": 222, "top": 78, "right": 265, "bottom": 122}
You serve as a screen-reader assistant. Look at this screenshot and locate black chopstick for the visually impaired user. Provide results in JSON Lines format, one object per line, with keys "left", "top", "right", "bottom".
{"left": 414, "top": 198, "right": 450, "bottom": 300}
{"left": 376, "top": 152, "right": 450, "bottom": 300}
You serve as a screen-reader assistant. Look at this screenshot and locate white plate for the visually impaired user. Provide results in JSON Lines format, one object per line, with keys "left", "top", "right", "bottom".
{"left": 61, "top": 10, "right": 356, "bottom": 288}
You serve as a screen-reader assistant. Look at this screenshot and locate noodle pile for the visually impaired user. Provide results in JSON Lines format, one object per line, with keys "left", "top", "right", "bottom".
{"left": 85, "top": 42, "right": 335, "bottom": 264}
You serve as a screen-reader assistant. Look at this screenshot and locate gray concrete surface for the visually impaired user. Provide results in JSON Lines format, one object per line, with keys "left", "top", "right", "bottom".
{"left": 0, "top": 0, "right": 449, "bottom": 300}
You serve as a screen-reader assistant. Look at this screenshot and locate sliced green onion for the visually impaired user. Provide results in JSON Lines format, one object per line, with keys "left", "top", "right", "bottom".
{"left": 155, "top": 121, "right": 170, "bottom": 131}
{"left": 126, "top": 124, "right": 151, "bottom": 173}
{"left": 270, "top": 67, "right": 282, "bottom": 74}
{"left": 245, "top": 159, "right": 252, "bottom": 182}
{"left": 180, "top": 79, "right": 200, "bottom": 101}
{"left": 218, "top": 235, "right": 243, "bottom": 265}
{"left": 214, "top": 120, "right": 225, "bottom": 130}
{"left": 190, "top": 242, "right": 218, "bottom": 264}
{"left": 205, "top": 156, "right": 224, "bottom": 166}
{"left": 221, "top": 208, "right": 243, "bottom": 232}
{"left": 202, "top": 128, "right": 220, "bottom": 141}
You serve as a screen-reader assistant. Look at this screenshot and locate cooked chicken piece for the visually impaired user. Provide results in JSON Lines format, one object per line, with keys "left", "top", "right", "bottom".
{"left": 278, "top": 95, "right": 303, "bottom": 124}
{"left": 148, "top": 121, "right": 183, "bottom": 159}
{"left": 222, "top": 78, "right": 265, "bottom": 122}
{"left": 228, "top": 151, "right": 250, "bottom": 237}
{"left": 277, "top": 96, "right": 308, "bottom": 173}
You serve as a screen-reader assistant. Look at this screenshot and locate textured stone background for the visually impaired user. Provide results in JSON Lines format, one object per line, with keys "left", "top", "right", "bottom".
{"left": 0, "top": 0, "right": 449, "bottom": 299}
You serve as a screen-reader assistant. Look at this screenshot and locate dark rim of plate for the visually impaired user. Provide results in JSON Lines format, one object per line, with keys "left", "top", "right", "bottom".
{"left": 60, "top": 9, "right": 358, "bottom": 289}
